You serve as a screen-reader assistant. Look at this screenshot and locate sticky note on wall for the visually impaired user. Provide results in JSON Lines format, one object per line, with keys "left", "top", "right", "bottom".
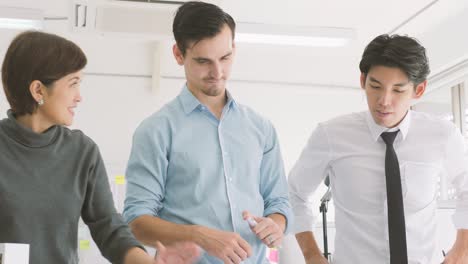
{"left": 79, "top": 240, "right": 90, "bottom": 250}
{"left": 267, "top": 247, "right": 279, "bottom": 263}
{"left": 115, "top": 175, "right": 126, "bottom": 185}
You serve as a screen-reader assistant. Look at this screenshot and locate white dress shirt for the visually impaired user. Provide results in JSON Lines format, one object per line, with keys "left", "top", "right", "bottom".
{"left": 289, "top": 110, "right": 468, "bottom": 264}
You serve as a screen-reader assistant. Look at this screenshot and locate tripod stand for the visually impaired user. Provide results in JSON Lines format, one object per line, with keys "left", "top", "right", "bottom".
{"left": 319, "top": 176, "right": 332, "bottom": 260}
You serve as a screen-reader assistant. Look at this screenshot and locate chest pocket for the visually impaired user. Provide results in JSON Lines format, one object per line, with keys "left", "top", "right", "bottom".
{"left": 401, "top": 162, "right": 441, "bottom": 211}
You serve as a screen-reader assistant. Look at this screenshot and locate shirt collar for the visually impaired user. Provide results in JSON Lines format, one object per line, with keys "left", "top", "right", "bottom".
{"left": 225, "top": 89, "right": 237, "bottom": 110}
{"left": 179, "top": 84, "right": 237, "bottom": 115}
{"left": 366, "top": 110, "right": 412, "bottom": 142}
{"left": 179, "top": 85, "right": 201, "bottom": 114}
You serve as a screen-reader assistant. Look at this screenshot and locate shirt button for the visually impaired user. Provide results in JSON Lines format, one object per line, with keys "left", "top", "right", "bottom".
{"left": 229, "top": 177, "right": 233, "bottom": 182}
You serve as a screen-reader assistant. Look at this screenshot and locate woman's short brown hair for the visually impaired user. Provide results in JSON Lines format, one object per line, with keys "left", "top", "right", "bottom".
{"left": 1, "top": 31, "right": 87, "bottom": 115}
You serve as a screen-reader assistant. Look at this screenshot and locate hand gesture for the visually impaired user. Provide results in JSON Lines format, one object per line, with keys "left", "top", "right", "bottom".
{"left": 195, "top": 226, "right": 252, "bottom": 264}
{"left": 243, "top": 211, "right": 284, "bottom": 248}
{"left": 154, "top": 241, "right": 200, "bottom": 264}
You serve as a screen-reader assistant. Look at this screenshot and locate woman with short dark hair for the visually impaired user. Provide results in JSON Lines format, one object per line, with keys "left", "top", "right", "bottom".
{"left": 0, "top": 31, "right": 199, "bottom": 264}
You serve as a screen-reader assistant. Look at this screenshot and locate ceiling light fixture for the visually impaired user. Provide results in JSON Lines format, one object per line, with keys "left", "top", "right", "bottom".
{"left": 236, "top": 23, "right": 355, "bottom": 47}
{"left": 0, "top": 7, "right": 43, "bottom": 30}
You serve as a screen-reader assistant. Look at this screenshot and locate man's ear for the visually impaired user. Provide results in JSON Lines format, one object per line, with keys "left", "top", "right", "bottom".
{"left": 360, "top": 73, "right": 366, "bottom": 90}
{"left": 172, "top": 44, "right": 185, "bottom": 66}
{"left": 414, "top": 80, "right": 427, "bottom": 99}
{"left": 29, "top": 80, "right": 44, "bottom": 103}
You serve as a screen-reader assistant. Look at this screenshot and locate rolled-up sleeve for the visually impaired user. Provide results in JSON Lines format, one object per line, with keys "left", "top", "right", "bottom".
{"left": 260, "top": 121, "right": 293, "bottom": 233}
{"left": 445, "top": 125, "right": 468, "bottom": 229}
{"left": 123, "top": 117, "right": 170, "bottom": 224}
{"left": 288, "top": 124, "right": 332, "bottom": 234}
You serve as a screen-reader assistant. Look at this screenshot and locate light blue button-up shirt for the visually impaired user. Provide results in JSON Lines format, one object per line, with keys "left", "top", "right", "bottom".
{"left": 123, "top": 86, "right": 292, "bottom": 264}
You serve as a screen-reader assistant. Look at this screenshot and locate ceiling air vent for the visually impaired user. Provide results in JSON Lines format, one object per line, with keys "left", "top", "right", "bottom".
{"left": 71, "top": 0, "right": 220, "bottom": 37}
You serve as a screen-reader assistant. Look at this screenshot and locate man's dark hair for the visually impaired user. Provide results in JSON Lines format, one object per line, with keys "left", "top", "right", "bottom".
{"left": 2, "top": 31, "right": 87, "bottom": 115}
{"left": 173, "top": 1, "right": 235, "bottom": 55}
{"left": 359, "top": 34, "right": 430, "bottom": 85}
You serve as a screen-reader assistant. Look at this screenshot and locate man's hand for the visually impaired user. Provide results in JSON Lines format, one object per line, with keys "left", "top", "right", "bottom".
{"left": 193, "top": 226, "right": 252, "bottom": 264}
{"left": 442, "top": 229, "right": 468, "bottom": 264}
{"left": 442, "top": 248, "right": 468, "bottom": 264}
{"left": 305, "top": 254, "right": 329, "bottom": 264}
{"left": 242, "top": 211, "right": 285, "bottom": 248}
{"left": 153, "top": 241, "right": 200, "bottom": 264}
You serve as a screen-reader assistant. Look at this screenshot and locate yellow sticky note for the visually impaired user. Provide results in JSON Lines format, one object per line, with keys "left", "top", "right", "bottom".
{"left": 79, "top": 240, "right": 90, "bottom": 250}
{"left": 115, "top": 175, "right": 126, "bottom": 185}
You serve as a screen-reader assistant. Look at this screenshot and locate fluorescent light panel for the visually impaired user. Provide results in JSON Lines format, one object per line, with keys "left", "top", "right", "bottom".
{"left": 236, "top": 23, "right": 355, "bottom": 47}
{"left": 236, "top": 33, "right": 350, "bottom": 47}
{"left": 0, "top": 18, "right": 42, "bottom": 30}
{"left": 0, "top": 7, "right": 43, "bottom": 30}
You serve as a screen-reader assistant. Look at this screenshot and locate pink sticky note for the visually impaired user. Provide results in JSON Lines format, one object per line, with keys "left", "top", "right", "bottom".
{"left": 268, "top": 248, "right": 279, "bottom": 262}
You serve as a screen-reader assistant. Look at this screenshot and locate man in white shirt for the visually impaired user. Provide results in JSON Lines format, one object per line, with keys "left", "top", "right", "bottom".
{"left": 288, "top": 34, "right": 468, "bottom": 264}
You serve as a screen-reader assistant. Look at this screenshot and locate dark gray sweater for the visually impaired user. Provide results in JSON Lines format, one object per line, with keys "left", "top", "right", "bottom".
{"left": 0, "top": 110, "right": 141, "bottom": 264}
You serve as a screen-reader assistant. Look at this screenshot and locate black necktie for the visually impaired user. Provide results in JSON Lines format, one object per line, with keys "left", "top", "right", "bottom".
{"left": 381, "top": 131, "right": 408, "bottom": 264}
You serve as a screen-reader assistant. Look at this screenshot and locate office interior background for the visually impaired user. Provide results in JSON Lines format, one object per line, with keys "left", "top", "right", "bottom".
{"left": 0, "top": 0, "right": 467, "bottom": 263}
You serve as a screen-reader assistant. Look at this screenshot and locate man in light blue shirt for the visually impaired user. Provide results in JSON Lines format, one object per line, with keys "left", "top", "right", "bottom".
{"left": 123, "top": 2, "right": 292, "bottom": 264}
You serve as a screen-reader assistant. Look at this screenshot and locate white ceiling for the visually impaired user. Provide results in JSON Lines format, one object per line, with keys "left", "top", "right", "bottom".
{"left": 224, "top": 0, "right": 429, "bottom": 34}
{"left": 222, "top": 0, "right": 468, "bottom": 88}
{"left": 1, "top": 0, "right": 467, "bottom": 89}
